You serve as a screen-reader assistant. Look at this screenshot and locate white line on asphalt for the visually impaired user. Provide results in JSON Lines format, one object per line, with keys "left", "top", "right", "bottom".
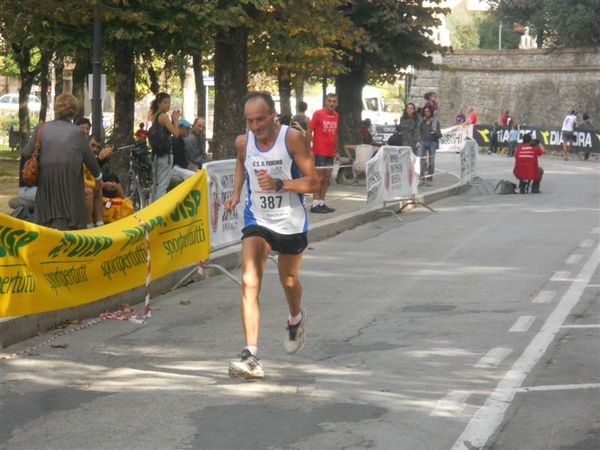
{"left": 517, "top": 383, "right": 600, "bottom": 393}
{"left": 565, "top": 254, "right": 583, "bottom": 265}
{"left": 509, "top": 316, "right": 535, "bottom": 333}
{"left": 580, "top": 239, "right": 594, "bottom": 248}
{"left": 560, "top": 324, "right": 600, "bottom": 329}
{"left": 586, "top": 284, "right": 600, "bottom": 288}
{"left": 451, "top": 244, "right": 600, "bottom": 450}
{"left": 474, "top": 347, "right": 513, "bottom": 369}
{"left": 591, "top": 227, "right": 600, "bottom": 235}
{"left": 532, "top": 290, "right": 556, "bottom": 304}
{"left": 551, "top": 271, "right": 571, "bottom": 281}
{"left": 431, "top": 391, "right": 471, "bottom": 417}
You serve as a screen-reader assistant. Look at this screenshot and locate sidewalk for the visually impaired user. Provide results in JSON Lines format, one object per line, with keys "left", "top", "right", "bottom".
{"left": 0, "top": 165, "right": 463, "bottom": 349}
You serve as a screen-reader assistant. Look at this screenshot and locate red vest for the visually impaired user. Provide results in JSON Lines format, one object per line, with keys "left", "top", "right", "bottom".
{"left": 513, "top": 144, "right": 543, "bottom": 181}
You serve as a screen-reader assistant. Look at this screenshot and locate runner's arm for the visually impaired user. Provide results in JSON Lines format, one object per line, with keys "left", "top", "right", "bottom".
{"left": 224, "top": 135, "right": 247, "bottom": 211}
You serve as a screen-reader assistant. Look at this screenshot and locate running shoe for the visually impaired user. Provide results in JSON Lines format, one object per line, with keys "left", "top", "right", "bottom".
{"left": 284, "top": 309, "right": 307, "bottom": 354}
{"left": 322, "top": 205, "right": 335, "bottom": 213}
{"left": 228, "top": 349, "right": 264, "bottom": 379}
{"left": 310, "top": 205, "right": 325, "bottom": 213}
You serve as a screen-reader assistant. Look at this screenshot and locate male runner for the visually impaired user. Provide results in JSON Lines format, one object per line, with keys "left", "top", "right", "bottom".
{"left": 224, "top": 92, "right": 320, "bottom": 379}
{"left": 307, "top": 93, "right": 339, "bottom": 214}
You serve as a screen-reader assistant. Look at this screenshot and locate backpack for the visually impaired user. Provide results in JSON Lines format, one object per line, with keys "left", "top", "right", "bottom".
{"left": 147, "top": 114, "right": 171, "bottom": 156}
{"left": 494, "top": 179, "right": 517, "bottom": 194}
{"left": 387, "top": 132, "right": 403, "bottom": 146}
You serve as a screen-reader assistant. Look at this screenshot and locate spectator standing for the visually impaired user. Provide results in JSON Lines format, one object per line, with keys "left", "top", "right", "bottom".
{"left": 455, "top": 109, "right": 466, "bottom": 124}
{"left": 183, "top": 117, "right": 207, "bottom": 169}
{"left": 424, "top": 92, "right": 439, "bottom": 116}
{"left": 514, "top": 133, "right": 544, "bottom": 194}
{"left": 508, "top": 124, "right": 519, "bottom": 157}
{"left": 307, "top": 93, "right": 339, "bottom": 214}
{"left": 398, "top": 102, "right": 421, "bottom": 154}
{"left": 361, "top": 118, "right": 374, "bottom": 144}
{"left": 21, "top": 93, "right": 101, "bottom": 230}
{"left": 148, "top": 92, "right": 181, "bottom": 201}
{"left": 418, "top": 105, "right": 441, "bottom": 185}
{"left": 577, "top": 112, "right": 593, "bottom": 160}
{"left": 464, "top": 106, "right": 478, "bottom": 125}
{"left": 489, "top": 122, "right": 500, "bottom": 155}
{"left": 499, "top": 111, "right": 513, "bottom": 127}
{"left": 561, "top": 110, "right": 577, "bottom": 161}
{"left": 172, "top": 118, "right": 198, "bottom": 181}
{"left": 291, "top": 101, "right": 310, "bottom": 134}
{"left": 135, "top": 123, "right": 148, "bottom": 143}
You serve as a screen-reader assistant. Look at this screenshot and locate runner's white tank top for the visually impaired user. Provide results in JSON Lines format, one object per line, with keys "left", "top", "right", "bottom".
{"left": 244, "top": 125, "right": 307, "bottom": 235}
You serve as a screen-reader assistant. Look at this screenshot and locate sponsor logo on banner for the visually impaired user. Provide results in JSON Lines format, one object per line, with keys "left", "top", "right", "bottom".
{"left": 0, "top": 171, "right": 210, "bottom": 317}
{"left": 366, "top": 146, "right": 418, "bottom": 208}
{"left": 204, "top": 160, "right": 245, "bottom": 250}
{"left": 439, "top": 124, "right": 473, "bottom": 153}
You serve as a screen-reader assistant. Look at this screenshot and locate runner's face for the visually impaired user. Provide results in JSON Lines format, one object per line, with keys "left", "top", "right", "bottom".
{"left": 325, "top": 96, "right": 338, "bottom": 112}
{"left": 244, "top": 99, "right": 275, "bottom": 141}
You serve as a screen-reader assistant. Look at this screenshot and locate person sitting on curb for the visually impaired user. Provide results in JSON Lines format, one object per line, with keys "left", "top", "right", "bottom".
{"left": 513, "top": 133, "right": 544, "bottom": 194}
{"left": 171, "top": 118, "right": 198, "bottom": 181}
{"left": 101, "top": 173, "right": 134, "bottom": 224}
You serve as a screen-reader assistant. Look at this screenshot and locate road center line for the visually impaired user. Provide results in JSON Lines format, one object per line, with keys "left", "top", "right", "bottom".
{"left": 509, "top": 316, "right": 535, "bottom": 333}
{"left": 517, "top": 383, "right": 600, "bottom": 393}
{"left": 474, "top": 347, "right": 513, "bottom": 369}
{"left": 560, "top": 324, "right": 600, "bottom": 329}
{"left": 431, "top": 391, "right": 471, "bottom": 417}
{"left": 532, "top": 290, "right": 556, "bottom": 304}
{"left": 580, "top": 239, "right": 594, "bottom": 248}
{"left": 452, "top": 244, "right": 600, "bottom": 450}
{"left": 551, "top": 271, "right": 571, "bottom": 281}
{"left": 565, "top": 254, "right": 583, "bottom": 265}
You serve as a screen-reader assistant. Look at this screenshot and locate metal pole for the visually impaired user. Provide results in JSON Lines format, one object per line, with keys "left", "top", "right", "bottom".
{"left": 91, "top": 1, "right": 103, "bottom": 138}
{"left": 498, "top": 22, "right": 503, "bottom": 51}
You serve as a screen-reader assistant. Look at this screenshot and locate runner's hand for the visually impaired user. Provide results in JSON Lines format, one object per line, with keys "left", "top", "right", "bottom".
{"left": 257, "top": 172, "right": 275, "bottom": 191}
{"left": 224, "top": 196, "right": 239, "bottom": 211}
{"left": 335, "top": 153, "right": 341, "bottom": 163}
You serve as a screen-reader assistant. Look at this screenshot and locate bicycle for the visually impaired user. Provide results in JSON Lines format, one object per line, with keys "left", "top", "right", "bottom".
{"left": 122, "top": 141, "right": 152, "bottom": 211}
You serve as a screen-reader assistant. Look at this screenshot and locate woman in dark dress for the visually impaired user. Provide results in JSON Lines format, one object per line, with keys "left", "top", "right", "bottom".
{"left": 398, "top": 102, "right": 421, "bottom": 154}
{"left": 22, "top": 93, "right": 101, "bottom": 230}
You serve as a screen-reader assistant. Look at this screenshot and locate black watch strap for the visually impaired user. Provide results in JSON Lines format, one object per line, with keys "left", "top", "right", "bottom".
{"left": 275, "top": 178, "right": 284, "bottom": 192}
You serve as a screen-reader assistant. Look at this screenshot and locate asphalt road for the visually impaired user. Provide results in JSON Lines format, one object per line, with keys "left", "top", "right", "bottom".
{"left": 1, "top": 154, "right": 598, "bottom": 450}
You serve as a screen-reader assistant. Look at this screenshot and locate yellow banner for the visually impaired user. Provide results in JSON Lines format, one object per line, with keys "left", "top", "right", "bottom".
{"left": 0, "top": 171, "right": 210, "bottom": 317}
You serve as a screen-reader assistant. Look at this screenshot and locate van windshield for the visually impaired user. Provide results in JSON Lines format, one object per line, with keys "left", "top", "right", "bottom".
{"left": 365, "top": 97, "right": 379, "bottom": 111}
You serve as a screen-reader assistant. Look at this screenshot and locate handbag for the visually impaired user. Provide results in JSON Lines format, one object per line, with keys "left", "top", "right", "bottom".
{"left": 148, "top": 114, "right": 171, "bottom": 157}
{"left": 22, "top": 123, "right": 45, "bottom": 186}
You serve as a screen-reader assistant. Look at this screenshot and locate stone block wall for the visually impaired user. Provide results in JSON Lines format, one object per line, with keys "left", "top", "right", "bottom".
{"left": 409, "top": 48, "right": 600, "bottom": 128}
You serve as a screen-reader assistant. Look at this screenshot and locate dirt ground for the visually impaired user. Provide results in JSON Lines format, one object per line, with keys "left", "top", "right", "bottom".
{"left": 0, "top": 151, "right": 20, "bottom": 215}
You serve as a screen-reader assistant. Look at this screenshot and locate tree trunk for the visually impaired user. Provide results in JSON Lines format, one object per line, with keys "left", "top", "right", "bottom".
{"left": 148, "top": 64, "right": 160, "bottom": 95}
{"left": 335, "top": 62, "right": 365, "bottom": 149}
{"left": 12, "top": 44, "right": 36, "bottom": 148}
{"left": 54, "top": 56, "right": 64, "bottom": 95}
{"left": 72, "top": 52, "right": 91, "bottom": 121}
{"left": 321, "top": 75, "right": 328, "bottom": 107}
{"left": 111, "top": 45, "right": 136, "bottom": 183}
{"left": 212, "top": 26, "right": 248, "bottom": 160}
{"left": 277, "top": 66, "right": 292, "bottom": 117}
{"left": 293, "top": 74, "right": 304, "bottom": 104}
{"left": 39, "top": 50, "right": 52, "bottom": 122}
{"left": 192, "top": 52, "right": 206, "bottom": 118}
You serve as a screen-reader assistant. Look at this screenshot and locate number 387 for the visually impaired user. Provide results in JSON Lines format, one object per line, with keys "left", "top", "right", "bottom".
{"left": 259, "top": 195, "right": 283, "bottom": 209}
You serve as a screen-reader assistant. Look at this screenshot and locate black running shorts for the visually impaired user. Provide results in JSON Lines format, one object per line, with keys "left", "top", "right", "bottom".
{"left": 242, "top": 225, "right": 308, "bottom": 255}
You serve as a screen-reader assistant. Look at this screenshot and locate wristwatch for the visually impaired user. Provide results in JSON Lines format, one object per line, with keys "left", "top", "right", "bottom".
{"left": 274, "top": 178, "right": 284, "bottom": 192}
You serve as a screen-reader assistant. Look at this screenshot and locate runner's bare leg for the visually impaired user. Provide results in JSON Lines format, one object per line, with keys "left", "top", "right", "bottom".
{"left": 240, "top": 236, "right": 271, "bottom": 347}
{"left": 277, "top": 252, "right": 304, "bottom": 317}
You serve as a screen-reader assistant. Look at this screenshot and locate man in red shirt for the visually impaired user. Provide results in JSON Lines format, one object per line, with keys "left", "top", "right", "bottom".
{"left": 514, "top": 133, "right": 544, "bottom": 194}
{"left": 307, "top": 93, "right": 339, "bottom": 214}
{"left": 464, "top": 106, "right": 478, "bottom": 125}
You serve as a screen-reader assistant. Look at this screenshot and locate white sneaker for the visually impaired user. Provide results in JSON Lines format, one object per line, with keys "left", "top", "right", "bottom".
{"left": 228, "top": 349, "right": 264, "bottom": 379}
{"left": 284, "top": 309, "right": 307, "bottom": 354}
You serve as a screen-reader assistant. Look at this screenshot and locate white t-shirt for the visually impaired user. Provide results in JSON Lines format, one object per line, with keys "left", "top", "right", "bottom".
{"left": 562, "top": 114, "right": 577, "bottom": 132}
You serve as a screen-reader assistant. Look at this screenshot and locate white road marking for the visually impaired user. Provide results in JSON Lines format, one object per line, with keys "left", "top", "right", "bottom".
{"left": 532, "top": 290, "right": 556, "bottom": 304}
{"left": 431, "top": 391, "right": 471, "bottom": 417}
{"left": 565, "top": 254, "right": 583, "bottom": 264}
{"left": 517, "top": 383, "right": 600, "bottom": 393}
{"left": 586, "top": 284, "right": 600, "bottom": 288}
{"left": 474, "top": 347, "right": 513, "bottom": 369}
{"left": 591, "top": 227, "right": 600, "bottom": 235}
{"left": 509, "top": 316, "right": 535, "bottom": 333}
{"left": 580, "top": 239, "right": 594, "bottom": 248}
{"left": 560, "top": 324, "right": 600, "bottom": 329}
{"left": 452, "top": 244, "right": 600, "bottom": 450}
{"left": 551, "top": 271, "right": 571, "bottom": 281}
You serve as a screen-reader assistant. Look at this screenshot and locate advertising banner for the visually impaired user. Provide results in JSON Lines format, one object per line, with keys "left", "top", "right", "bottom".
{"left": 460, "top": 140, "right": 478, "bottom": 184}
{"left": 0, "top": 171, "right": 210, "bottom": 317}
{"left": 204, "top": 160, "right": 245, "bottom": 250}
{"left": 438, "top": 124, "right": 474, "bottom": 153}
{"left": 474, "top": 124, "right": 600, "bottom": 153}
{"left": 366, "top": 146, "right": 418, "bottom": 208}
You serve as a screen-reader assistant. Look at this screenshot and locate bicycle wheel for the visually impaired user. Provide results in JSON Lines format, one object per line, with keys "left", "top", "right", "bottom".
{"left": 127, "top": 176, "right": 145, "bottom": 211}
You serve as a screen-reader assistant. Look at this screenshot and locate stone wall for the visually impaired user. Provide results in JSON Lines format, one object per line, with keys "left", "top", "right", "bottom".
{"left": 409, "top": 48, "right": 600, "bottom": 128}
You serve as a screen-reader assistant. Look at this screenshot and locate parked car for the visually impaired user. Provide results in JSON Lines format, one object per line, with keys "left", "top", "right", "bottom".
{"left": 0, "top": 93, "right": 42, "bottom": 113}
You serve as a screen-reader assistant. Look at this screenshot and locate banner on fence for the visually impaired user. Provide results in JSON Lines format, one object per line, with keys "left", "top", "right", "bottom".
{"left": 204, "top": 160, "right": 245, "bottom": 250}
{"left": 439, "top": 124, "right": 474, "bottom": 153}
{"left": 460, "top": 140, "right": 478, "bottom": 184}
{"left": 474, "top": 124, "right": 600, "bottom": 153}
{"left": 0, "top": 171, "right": 210, "bottom": 317}
{"left": 366, "top": 146, "right": 419, "bottom": 208}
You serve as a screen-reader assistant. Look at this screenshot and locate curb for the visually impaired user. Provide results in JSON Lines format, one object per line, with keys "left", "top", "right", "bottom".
{"left": 0, "top": 180, "right": 469, "bottom": 350}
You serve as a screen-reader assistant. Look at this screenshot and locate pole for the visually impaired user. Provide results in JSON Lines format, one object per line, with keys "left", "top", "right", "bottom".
{"left": 91, "top": 1, "right": 103, "bottom": 139}
{"left": 321, "top": 75, "right": 327, "bottom": 107}
{"left": 498, "top": 22, "right": 503, "bottom": 51}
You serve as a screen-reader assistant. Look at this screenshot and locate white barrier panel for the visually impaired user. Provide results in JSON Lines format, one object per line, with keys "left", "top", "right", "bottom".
{"left": 204, "top": 160, "right": 245, "bottom": 250}
{"left": 460, "top": 140, "right": 478, "bottom": 184}
{"left": 366, "top": 146, "right": 419, "bottom": 208}
{"left": 439, "top": 124, "right": 473, "bottom": 153}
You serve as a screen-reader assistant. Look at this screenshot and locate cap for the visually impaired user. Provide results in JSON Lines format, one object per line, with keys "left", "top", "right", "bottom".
{"left": 178, "top": 118, "right": 192, "bottom": 128}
